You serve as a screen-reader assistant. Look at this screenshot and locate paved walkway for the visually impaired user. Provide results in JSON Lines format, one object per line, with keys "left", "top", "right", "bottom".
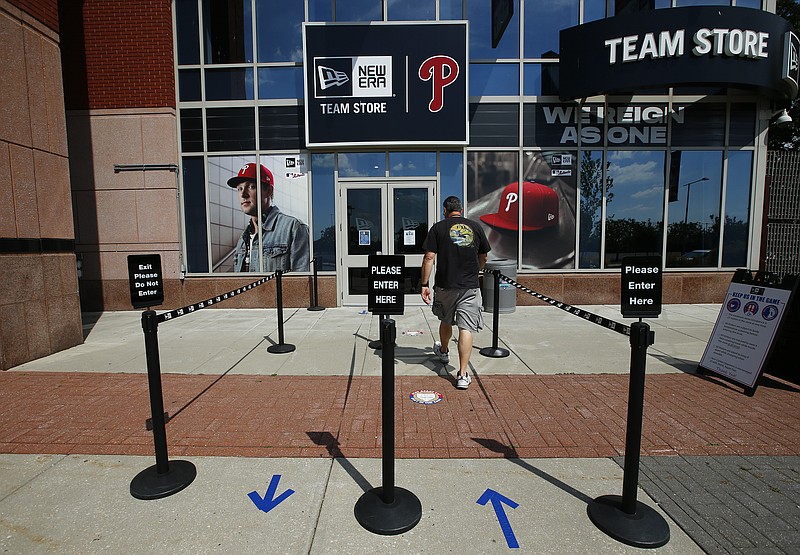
{"left": 1, "top": 304, "right": 798, "bottom": 553}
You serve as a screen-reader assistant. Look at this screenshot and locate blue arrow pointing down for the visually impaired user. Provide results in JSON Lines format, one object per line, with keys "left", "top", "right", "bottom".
{"left": 477, "top": 488, "right": 520, "bottom": 548}
{"left": 248, "top": 474, "right": 295, "bottom": 513}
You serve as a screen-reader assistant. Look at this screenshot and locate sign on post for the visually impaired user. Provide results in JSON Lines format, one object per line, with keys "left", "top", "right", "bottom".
{"left": 620, "top": 256, "right": 662, "bottom": 318}
{"left": 127, "top": 254, "right": 164, "bottom": 309}
{"left": 368, "top": 255, "right": 405, "bottom": 315}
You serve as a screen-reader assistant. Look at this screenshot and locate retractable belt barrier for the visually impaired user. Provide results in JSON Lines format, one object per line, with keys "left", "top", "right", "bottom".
{"left": 157, "top": 273, "right": 278, "bottom": 323}
{"left": 493, "top": 272, "right": 631, "bottom": 337}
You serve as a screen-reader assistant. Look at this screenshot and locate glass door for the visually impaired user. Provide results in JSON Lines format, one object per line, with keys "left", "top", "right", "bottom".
{"left": 339, "top": 181, "right": 435, "bottom": 306}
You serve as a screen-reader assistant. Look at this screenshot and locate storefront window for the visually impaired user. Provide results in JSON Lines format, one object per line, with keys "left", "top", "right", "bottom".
{"left": 176, "top": 0, "right": 200, "bottom": 65}
{"left": 389, "top": 152, "right": 436, "bottom": 176}
{"left": 584, "top": 0, "right": 606, "bottom": 22}
{"left": 256, "top": 0, "right": 303, "bottom": 62}
{"left": 440, "top": 0, "right": 463, "bottom": 19}
{"left": 312, "top": 153, "right": 337, "bottom": 271}
{"left": 524, "top": 0, "right": 578, "bottom": 58}
{"left": 665, "top": 150, "right": 723, "bottom": 268}
{"left": 339, "top": 152, "right": 386, "bottom": 177}
{"left": 388, "top": 0, "right": 435, "bottom": 20}
{"left": 205, "top": 68, "right": 254, "bottom": 101}
{"left": 722, "top": 151, "right": 752, "bottom": 267}
{"left": 469, "top": 104, "right": 519, "bottom": 147}
{"left": 336, "top": 0, "right": 382, "bottom": 22}
{"left": 178, "top": 69, "right": 201, "bottom": 102}
{"left": 182, "top": 157, "right": 209, "bottom": 273}
{"left": 467, "top": 151, "right": 519, "bottom": 264}
{"left": 308, "top": 0, "right": 333, "bottom": 21}
{"left": 579, "top": 150, "right": 605, "bottom": 269}
{"left": 258, "top": 67, "right": 304, "bottom": 99}
{"left": 469, "top": 0, "right": 519, "bottom": 59}
{"left": 470, "top": 64, "right": 520, "bottom": 97}
{"left": 604, "top": 150, "right": 665, "bottom": 268}
{"left": 202, "top": 0, "right": 253, "bottom": 64}
{"left": 206, "top": 107, "right": 256, "bottom": 151}
{"left": 440, "top": 152, "right": 463, "bottom": 204}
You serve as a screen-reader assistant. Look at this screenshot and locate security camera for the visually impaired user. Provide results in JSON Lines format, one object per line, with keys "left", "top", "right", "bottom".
{"left": 772, "top": 108, "right": 793, "bottom": 127}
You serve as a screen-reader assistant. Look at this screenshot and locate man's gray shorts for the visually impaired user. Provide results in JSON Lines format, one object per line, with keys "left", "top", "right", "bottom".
{"left": 431, "top": 287, "right": 484, "bottom": 333}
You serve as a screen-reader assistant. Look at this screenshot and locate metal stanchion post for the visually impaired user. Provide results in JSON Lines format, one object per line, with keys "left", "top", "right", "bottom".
{"left": 587, "top": 321, "right": 670, "bottom": 548}
{"left": 268, "top": 269, "right": 296, "bottom": 354}
{"left": 130, "top": 310, "right": 196, "bottom": 500}
{"left": 355, "top": 318, "right": 422, "bottom": 535}
{"left": 480, "top": 269, "right": 509, "bottom": 358}
{"left": 308, "top": 257, "right": 325, "bottom": 311}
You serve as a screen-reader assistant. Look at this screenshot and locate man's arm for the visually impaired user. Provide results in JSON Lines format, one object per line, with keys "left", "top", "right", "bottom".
{"left": 478, "top": 252, "right": 487, "bottom": 270}
{"left": 420, "top": 251, "right": 436, "bottom": 304}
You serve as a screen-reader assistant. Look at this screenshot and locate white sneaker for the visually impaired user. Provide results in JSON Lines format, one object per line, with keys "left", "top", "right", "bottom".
{"left": 432, "top": 341, "right": 449, "bottom": 364}
{"left": 456, "top": 373, "right": 472, "bottom": 389}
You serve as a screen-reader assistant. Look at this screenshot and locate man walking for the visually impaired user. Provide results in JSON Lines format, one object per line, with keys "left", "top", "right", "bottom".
{"left": 420, "top": 196, "right": 491, "bottom": 389}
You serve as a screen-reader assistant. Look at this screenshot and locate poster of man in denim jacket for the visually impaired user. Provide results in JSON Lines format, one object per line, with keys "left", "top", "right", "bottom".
{"left": 227, "top": 162, "right": 310, "bottom": 272}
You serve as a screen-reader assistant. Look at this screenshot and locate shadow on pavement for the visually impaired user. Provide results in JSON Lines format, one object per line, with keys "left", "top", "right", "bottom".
{"left": 307, "top": 431, "right": 373, "bottom": 493}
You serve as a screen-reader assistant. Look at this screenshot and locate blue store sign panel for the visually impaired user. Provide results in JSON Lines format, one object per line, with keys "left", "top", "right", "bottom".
{"left": 559, "top": 6, "right": 799, "bottom": 101}
{"left": 303, "top": 22, "right": 468, "bottom": 147}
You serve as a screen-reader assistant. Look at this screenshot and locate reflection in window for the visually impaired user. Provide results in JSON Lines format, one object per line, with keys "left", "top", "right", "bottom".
{"left": 584, "top": 0, "right": 606, "bottom": 22}
{"left": 524, "top": 0, "right": 577, "bottom": 58}
{"left": 256, "top": 0, "right": 303, "bottom": 62}
{"left": 178, "top": 69, "right": 201, "bottom": 102}
{"left": 336, "top": 0, "right": 382, "bottom": 21}
{"left": 523, "top": 63, "right": 559, "bottom": 96}
{"left": 205, "top": 68, "right": 254, "bottom": 101}
{"left": 393, "top": 188, "right": 429, "bottom": 256}
{"left": 182, "top": 157, "right": 209, "bottom": 272}
{"left": 440, "top": 152, "right": 463, "bottom": 203}
{"left": 468, "top": 0, "right": 519, "bottom": 59}
{"left": 388, "top": 0, "right": 435, "bottom": 20}
{"left": 665, "top": 150, "right": 722, "bottom": 268}
{"left": 339, "top": 152, "right": 386, "bottom": 177}
{"left": 176, "top": 0, "right": 200, "bottom": 65}
{"left": 203, "top": 0, "right": 253, "bottom": 64}
{"left": 311, "top": 154, "right": 336, "bottom": 271}
{"left": 308, "top": 0, "right": 333, "bottom": 21}
{"left": 722, "top": 151, "right": 752, "bottom": 268}
{"left": 579, "top": 151, "right": 605, "bottom": 269}
{"left": 604, "top": 151, "right": 665, "bottom": 268}
{"left": 389, "top": 152, "right": 436, "bottom": 176}
{"left": 347, "top": 188, "right": 383, "bottom": 256}
{"left": 258, "top": 67, "right": 304, "bottom": 99}
{"left": 470, "top": 64, "right": 520, "bottom": 97}
{"left": 440, "top": 0, "right": 463, "bottom": 19}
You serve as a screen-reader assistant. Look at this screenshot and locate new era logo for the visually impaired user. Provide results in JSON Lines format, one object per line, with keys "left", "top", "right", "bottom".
{"left": 318, "top": 66, "right": 349, "bottom": 90}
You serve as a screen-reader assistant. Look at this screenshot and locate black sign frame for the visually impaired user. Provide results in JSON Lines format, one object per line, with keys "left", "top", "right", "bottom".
{"left": 620, "top": 256, "right": 663, "bottom": 319}
{"left": 127, "top": 254, "right": 164, "bottom": 309}
{"left": 303, "top": 22, "right": 468, "bottom": 147}
{"left": 368, "top": 255, "right": 405, "bottom": 316}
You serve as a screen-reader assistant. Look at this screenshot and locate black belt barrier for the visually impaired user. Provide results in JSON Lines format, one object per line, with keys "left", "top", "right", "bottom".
{"left": 131, "top": 272, "right": 278, "bottom": 500}
{"left": 308, "top": 257, "right": 325, "bottom": 311}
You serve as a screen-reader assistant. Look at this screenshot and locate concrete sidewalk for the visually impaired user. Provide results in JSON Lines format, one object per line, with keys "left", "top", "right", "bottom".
{"left": 2, "top": 304, "right": 799, "bottom": 554}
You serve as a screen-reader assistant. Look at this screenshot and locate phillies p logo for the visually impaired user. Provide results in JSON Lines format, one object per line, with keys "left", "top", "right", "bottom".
{"left": 418, "top": 56, "right": 460, "bottom": 113}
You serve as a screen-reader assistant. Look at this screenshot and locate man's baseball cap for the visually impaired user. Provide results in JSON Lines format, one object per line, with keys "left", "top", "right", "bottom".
{"left": 227, "top": 163, "right": 273, "bottom": 187}
{"left": 479, "top": 182, "right": 559, "bottom": 231}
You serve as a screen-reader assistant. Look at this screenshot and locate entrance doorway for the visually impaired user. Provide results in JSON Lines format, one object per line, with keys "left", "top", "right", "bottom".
{"left": 339, "top": 181, "right": 436, "bottom": 306}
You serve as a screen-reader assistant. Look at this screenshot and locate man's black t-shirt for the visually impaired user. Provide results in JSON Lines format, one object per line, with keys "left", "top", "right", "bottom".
{"left": 422, "top": 216, "right": 491, "bottom": 289}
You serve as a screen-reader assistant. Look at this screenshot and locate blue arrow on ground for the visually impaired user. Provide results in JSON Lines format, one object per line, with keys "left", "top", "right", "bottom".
{"left": 248, "top": 474, "right": 295, "bottom": 513}
{"left": 477, "top": 488, "right": 520, "bottom": 548}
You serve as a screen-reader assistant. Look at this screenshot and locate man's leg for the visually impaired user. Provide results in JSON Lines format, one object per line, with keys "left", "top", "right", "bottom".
{"left": 439, "top": 321, "right": 453, "bottom": 353}
{"left": 456, "top": 328, "right": 473, "bottom": 377}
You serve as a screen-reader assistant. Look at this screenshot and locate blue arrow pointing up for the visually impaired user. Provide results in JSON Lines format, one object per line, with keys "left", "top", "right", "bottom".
{"left": 248, "top": 474, "right": 295, "bottom": 513}
{"left": 477, "top": 488, "right": 520, "bottom": 548}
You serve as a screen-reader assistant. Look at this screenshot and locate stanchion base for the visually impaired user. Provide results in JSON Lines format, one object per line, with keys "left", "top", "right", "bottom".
{"left": 479, "top": 347, "right": 510, "bottom": 358}
{"left": 587, "top": 495, "right": 670, "bottom": 549}
{"left": 368, "top": 340, "right": 382, "bottom": 350}
{"left": 130, "top": 460, "right": 196, "bottom": 500}
{"left": 307, "top": 306, "right": 325, "bottom": 312}
{"left": 267, "top": 343, "right": 296, "bottom": 354}
{"left": 354, "top": 486, "right": 422, "bottom": 535}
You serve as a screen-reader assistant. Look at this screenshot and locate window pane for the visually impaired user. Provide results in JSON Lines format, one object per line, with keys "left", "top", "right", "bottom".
{"left": 258, "top": 67, "right": 304, "bottom": 99}
{"left": 440, "top": 152, "right": 463, "bottom": 203}
{"left": 203, "top": 0, "right": 254, "bottom": 63}
{"left": 393, "top": 188, "right": 429, "bottom": 255}
{"left": 388, "top": 0, "right": 434, "bottom": 20}
{"left": 336, "top": 0, "right": 382, "bottom": 22}
{"left": 205, "top": 68, "right": 254, "bottom": 100}
{"left": 347, "top": 188, "right": 383, "bottom": 255}
{"left": 722, "top": 151, "right": 752, "bottom": 267}
{"left": 206, "top": 107, "right": 256, "bottom": 151}
{"left": 176, "top": 0, "right": 200, "bottom": 65}
{"left": 604, "top": 150, "right": 665, "bottom": 268}
{"left": 467, "top": 151, "right": 519, "bottom": 264}
{"left": 469, "top": 103, "right": 519, "bottom": 147}
{"left": 338, "top": 152, "right": 386, "bottom": 177}
{"left": 736, "top": 0, "right": 761, "bottom": 8}
{"left": 671, "top": 103, "right": 726, "bottom": 147}
{"left": 521, "top": 151, "right": 577, "bottom": 269}
{"left": 470, "top": 64, "right": 519, "bottom": 96}
{"left": 182, "top": 157, "right": 209, "bottom": 272}
{"left": 579, "top": 150, "right": 605, "bottom": 268}
{"left": 309, "top": 0, "right": 333, "bottom": 21}
{"left": 729, "top": 103, "right": 756, "bottom": 146}
{"left": 468, "top": 0, "right": 519, "bottom": 59}
{"left": 584, "top": 0, "right": 606, "bottom": 22}
{"left": 524, "top": 0, "right": 577, "bottom": 58}
{"left": 178, "top": 69, "right": 201, "bottom": 102}
{"left": 665, "top": 150, "right": 723, "bottom": 268}
{"left": 258, "top": 106, "right": 305, "bottom": 150}
{"left": 256, "top": 0, "right": 303, "bottom": 62}
{"left": 389, "top": 152, "right": 436, "bottom": 176}
{"left": 440, "top": 0, "right": 463, "bottom": 19}
{"left": 312, "top": 154, "right": 337, "bottom": 271}
{"left": 180, "top": 108, "right": 204, "bottom": 152}
{"left": 675, "top": 0, "right": 730, "bottom": 6}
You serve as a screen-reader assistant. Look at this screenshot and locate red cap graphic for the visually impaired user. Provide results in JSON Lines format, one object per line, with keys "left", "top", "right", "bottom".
{"left": 227, "top": 163, "right": 274, "bottom": 187}
{"left": 479, "top": 182, "right": 559, "bottom": 231}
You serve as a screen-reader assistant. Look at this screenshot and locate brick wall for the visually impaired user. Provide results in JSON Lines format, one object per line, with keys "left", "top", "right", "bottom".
{"left": 8, "top": 0, "right": 58, "bottom": 32}
{"left": 60, "top": 0, "right": 175, "bottom": 110}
